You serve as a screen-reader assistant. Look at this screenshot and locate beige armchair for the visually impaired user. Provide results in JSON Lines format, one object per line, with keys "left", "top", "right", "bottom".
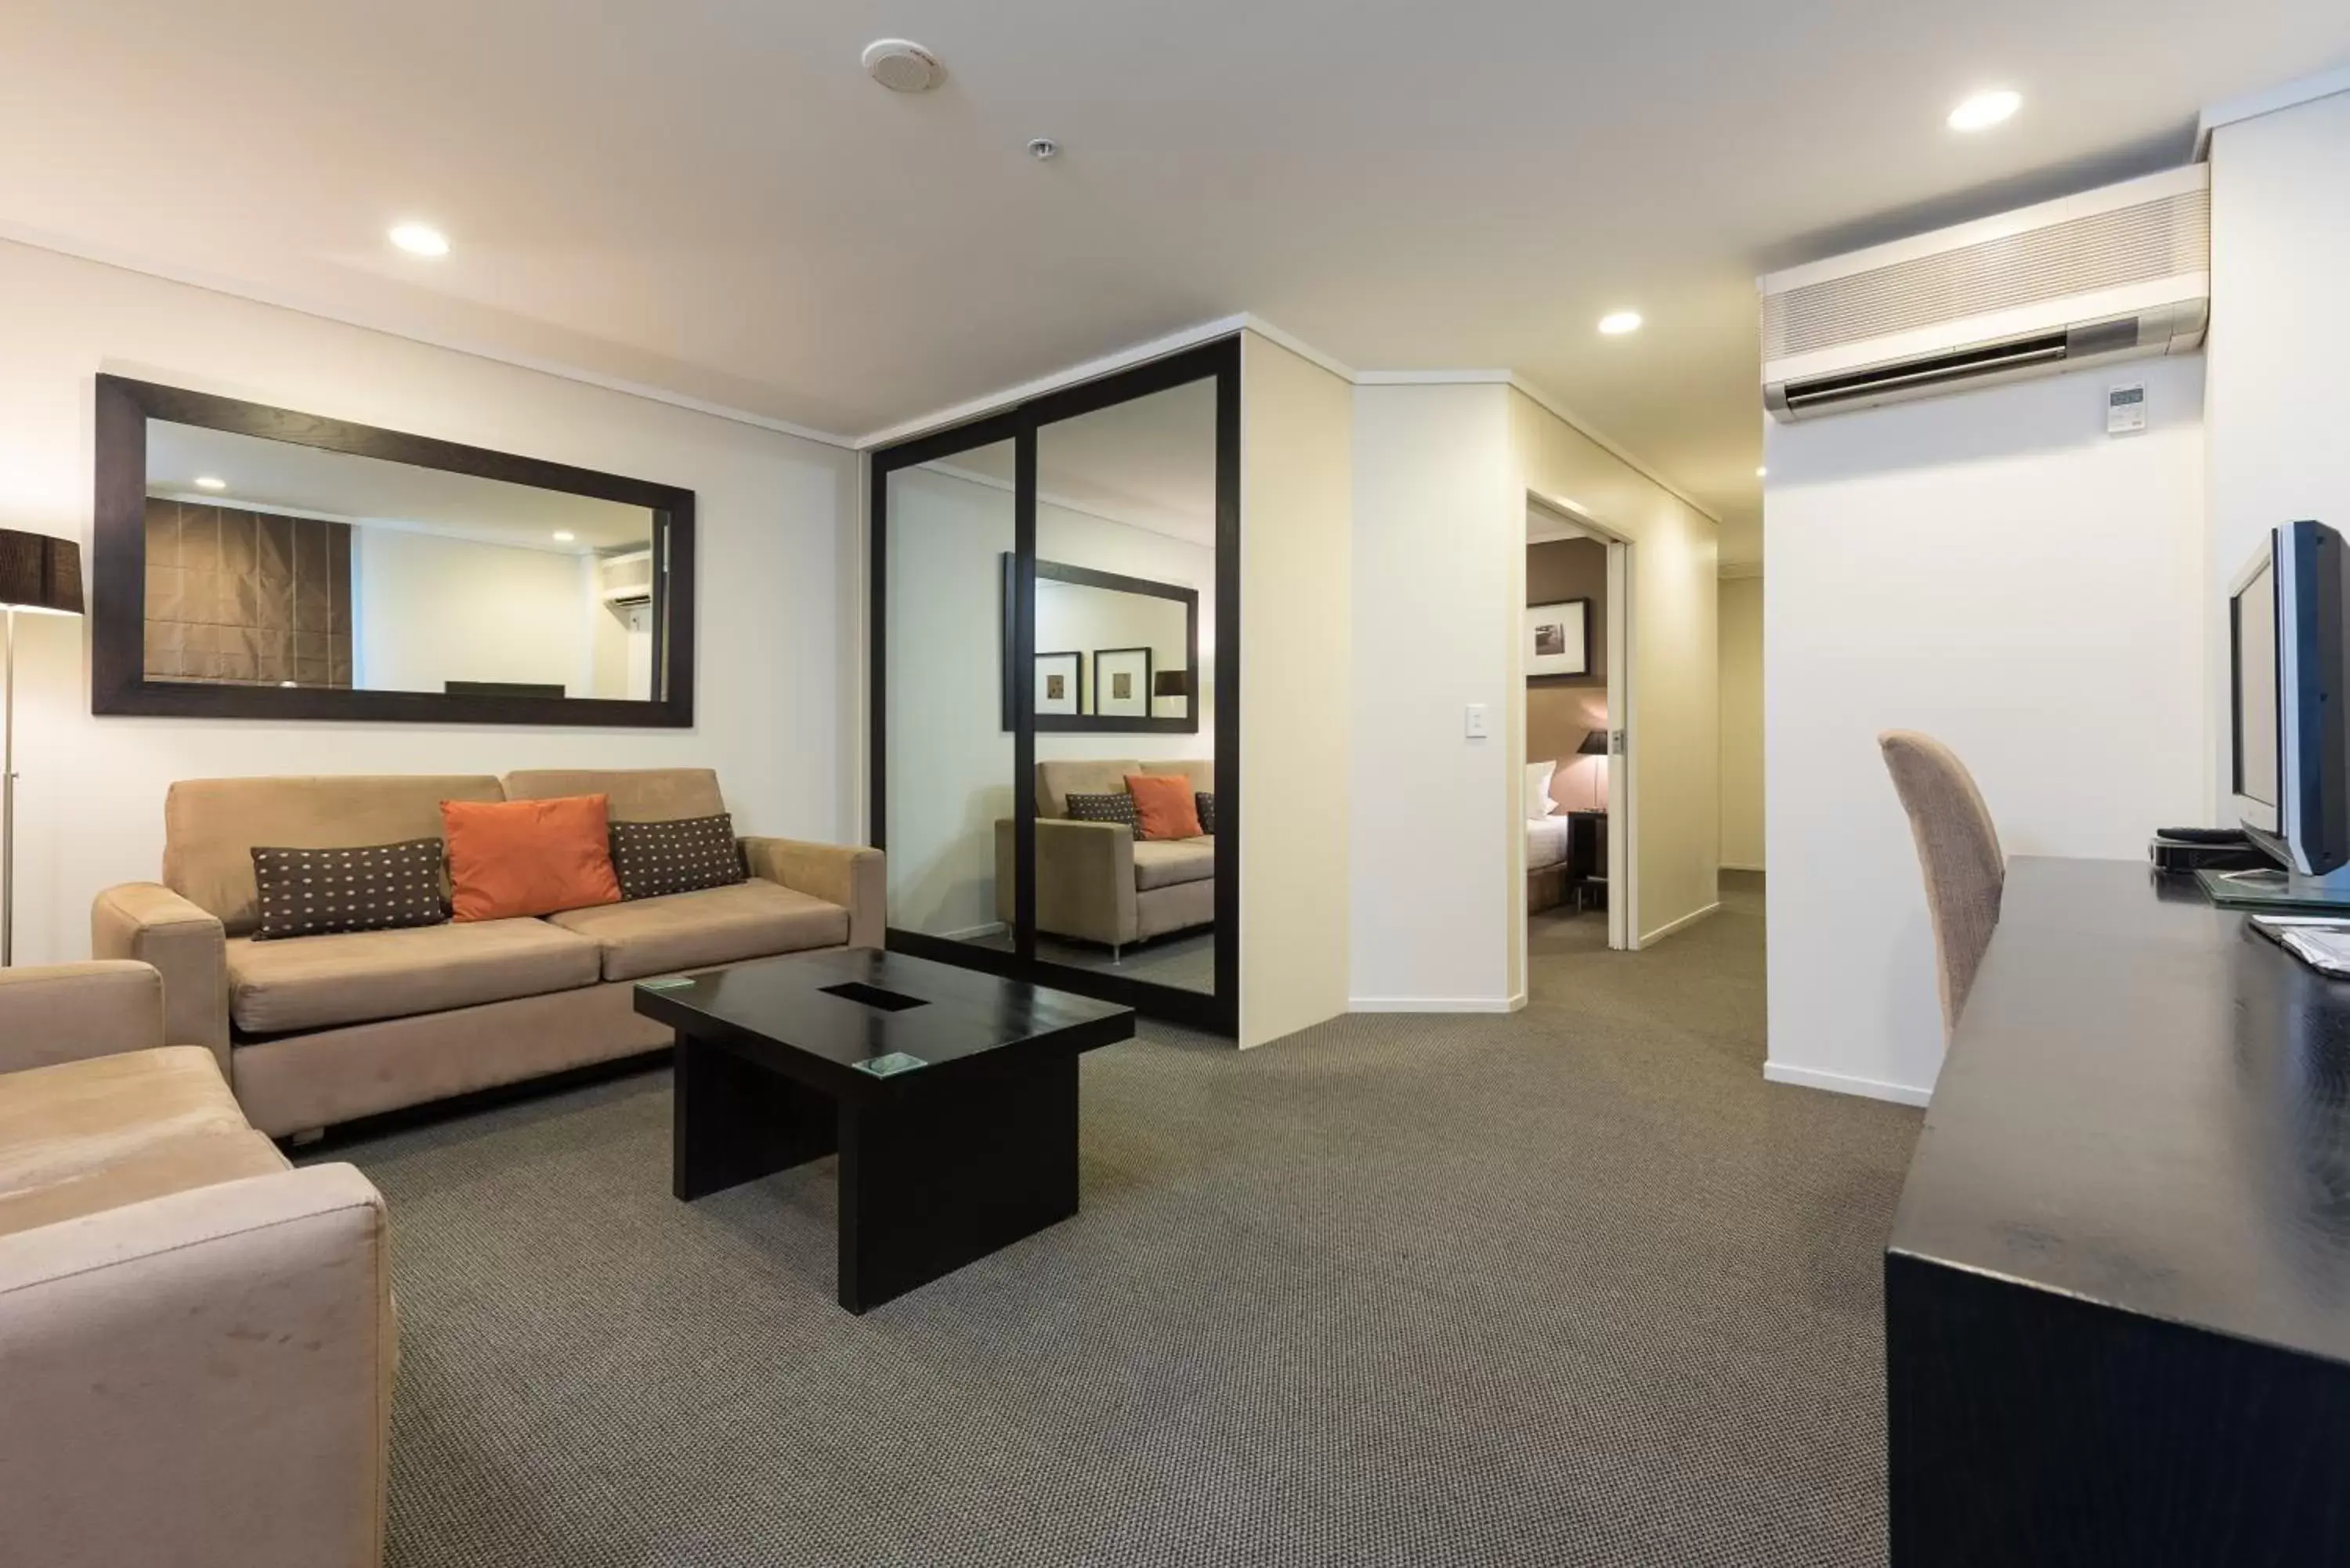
{"left": 0, "top": 962, "right": 393, "bottom": 1568}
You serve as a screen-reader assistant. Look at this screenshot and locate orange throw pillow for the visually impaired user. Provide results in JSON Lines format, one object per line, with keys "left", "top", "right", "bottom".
{"left": 441, "top": 795, "right": 623, "bottom": 922}
{"left": 1124, "top": 773, "right": 1204, "bottom": 840}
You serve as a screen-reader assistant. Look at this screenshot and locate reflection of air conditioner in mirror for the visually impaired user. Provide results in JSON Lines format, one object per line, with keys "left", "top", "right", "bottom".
{"left": 1760, "top": 164, "right": 2208, "bottom": 422}
{"left": 598, "top": 548, "right": 653, "bottom": 608}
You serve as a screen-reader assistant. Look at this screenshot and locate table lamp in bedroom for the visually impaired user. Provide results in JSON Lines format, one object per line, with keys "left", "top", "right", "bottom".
{"left": 0, "top": 529, "right": 85, "bottom": 966}
{"left": 1578, "top": 729, "right": 1610, "bottom": 811}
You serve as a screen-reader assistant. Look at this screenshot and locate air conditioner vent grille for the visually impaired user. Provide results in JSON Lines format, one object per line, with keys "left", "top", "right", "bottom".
{"left": 1762, "top": 187, "right": 2207, "bottom": 359}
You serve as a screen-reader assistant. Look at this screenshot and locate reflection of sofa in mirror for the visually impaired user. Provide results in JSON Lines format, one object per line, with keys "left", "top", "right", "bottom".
{"left": 994, "top": 759, "right": 1213, "bottom": 956}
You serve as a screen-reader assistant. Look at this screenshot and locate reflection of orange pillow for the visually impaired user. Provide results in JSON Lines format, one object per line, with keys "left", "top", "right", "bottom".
{"left": 1124, "top": 774, "right": 1203, "bottom": 840}
{"left": 441, "top": 795, "right": 623, "bottom": 921}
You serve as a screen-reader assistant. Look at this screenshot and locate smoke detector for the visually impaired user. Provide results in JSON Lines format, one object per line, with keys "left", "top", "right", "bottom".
{"left": 862, "top": 39, "right": 944, "bottom": 93}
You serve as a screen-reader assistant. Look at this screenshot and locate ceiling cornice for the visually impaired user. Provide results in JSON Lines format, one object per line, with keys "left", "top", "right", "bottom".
{"left": 2, "top": 222, "right": 1707, "bottom": 519}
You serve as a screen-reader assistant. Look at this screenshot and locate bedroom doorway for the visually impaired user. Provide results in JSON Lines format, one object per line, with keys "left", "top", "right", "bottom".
{"left": 1523, "top": 497, "right": 1630, "bottom": 977}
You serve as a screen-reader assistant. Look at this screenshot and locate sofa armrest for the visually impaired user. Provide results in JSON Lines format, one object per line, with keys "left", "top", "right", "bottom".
{"left": 996, "top": 818, "right": 1137, "bottom": 947}
{"left": 741, "top": 838, "right": 884, "bottom": 949}
{"left": 0, "top": 961, "right": 165, "bottom": 1075}
{"left": 0, "top": 1163, "right": 392, "bottom": 1568}
{"left": 92, "top": 883, "right": 228, "bottom": 1071}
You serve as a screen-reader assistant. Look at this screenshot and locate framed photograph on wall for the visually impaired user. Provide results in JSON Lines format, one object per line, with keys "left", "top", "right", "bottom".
{"left": 1093, "top": 646, "right": 1153, "bottom": 718}
{"left": 1034, "top": 651, "right": 1082, "bottom": 716}
{"left": 1525, "top": 598, "right": 1593, "bottom": 679}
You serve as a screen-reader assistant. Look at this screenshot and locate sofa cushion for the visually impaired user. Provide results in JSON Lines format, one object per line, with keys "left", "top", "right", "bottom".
{"left": 1036, "top": 760, "right": 1142, "bottom": 820}
{"left": 545, "top": 880, "right": 850, "bottom": 981}
{"left": 164, "top": 774, "right": 505, "bottom": 935}
{"left": 609, "top": 813, "right": 747, "bottom": 901}
{"left": 226, "top": 919, "right": 602, "bottom": 1035}
{"left": 251, "top": 838, "right": 450, "bottom": 940}
{"left": 442, "top": 795, "right": 622, "bottom": 921}
{"left": 0, "top": 1046, "right": 287, "bottom": 1239}
{"left": 1132, "top": 836, "right": 1216, "bottom": 891}
{"left": 504, "top": 768, "right": 725, "bottom": 822}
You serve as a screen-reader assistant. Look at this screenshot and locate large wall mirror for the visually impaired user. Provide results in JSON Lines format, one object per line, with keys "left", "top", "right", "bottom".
{"left": 92, "top": 375, "right": 695, "bottom": 726}
{"left": 873, "top": 338, "right": 1236, "bottom": 1035}
{"left": 1001, "top": 558, "right": 1198, "bottom": 732}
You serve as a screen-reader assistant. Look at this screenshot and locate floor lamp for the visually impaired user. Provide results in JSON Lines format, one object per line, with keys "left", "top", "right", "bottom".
{"left": 0, "top": 529, "right": 85, "bottom": 966}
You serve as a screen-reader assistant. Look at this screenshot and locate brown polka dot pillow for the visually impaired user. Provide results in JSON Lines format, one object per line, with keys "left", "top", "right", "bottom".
{"left": 608, "top": 813, "right": 747, "bottom": 901}
{"left": 1063, "top": 791, "right": 1141, "bottom": 838}
{"left": 251, "top": 839, "right": 450, "bottom": 940}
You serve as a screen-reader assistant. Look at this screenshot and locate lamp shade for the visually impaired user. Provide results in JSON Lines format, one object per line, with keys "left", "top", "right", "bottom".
{"left": 1578, "top": 729, "right": 1609, "bottom": 757}
{"left": 0, "top": 529, "right": 83, "bottom": 615}
{"left": 1153, "top": 670, "right": 1191, "bottom": 698}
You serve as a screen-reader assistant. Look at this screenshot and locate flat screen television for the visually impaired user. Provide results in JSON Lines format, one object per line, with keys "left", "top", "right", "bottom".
{"left": 2230, "top": 519, "right": 2350, "bottom": 886}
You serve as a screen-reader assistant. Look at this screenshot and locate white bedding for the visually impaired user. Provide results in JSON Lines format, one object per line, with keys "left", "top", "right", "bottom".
{"left": 1527, "top": 815, "right": 1572, "bottom": 872}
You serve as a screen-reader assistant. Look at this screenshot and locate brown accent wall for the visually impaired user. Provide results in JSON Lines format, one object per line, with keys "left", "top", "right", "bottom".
{"left": 1527, "top": 537, "right": 1609, "bottom": 777}
{"left": 144, "top": 499, "right": 352, "bottom": 688}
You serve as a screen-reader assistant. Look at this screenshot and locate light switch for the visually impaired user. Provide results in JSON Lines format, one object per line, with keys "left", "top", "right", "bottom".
{"left": 1465, "top": 703, "right": 1490, "bottom": 739}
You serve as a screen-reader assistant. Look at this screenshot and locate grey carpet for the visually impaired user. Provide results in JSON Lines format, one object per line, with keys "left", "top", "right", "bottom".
{"left": 327, "top": 871, "right": 1922, "bottom": 1567}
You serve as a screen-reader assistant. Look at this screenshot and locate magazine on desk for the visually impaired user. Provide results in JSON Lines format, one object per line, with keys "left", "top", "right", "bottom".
{"left": 2249, "top": 916, "right": 2350, "bottom": 977}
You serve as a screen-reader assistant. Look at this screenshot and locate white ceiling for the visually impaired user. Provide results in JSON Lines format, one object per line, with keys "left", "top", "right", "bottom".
{"left": 932, "top": 379, "right": 1217, "bottom": 544}
{"left": 9, "top": 3, "right": 2348, "bottom": 569}
{"left": 147, "top": 422, "right": 652, "bottom": 552}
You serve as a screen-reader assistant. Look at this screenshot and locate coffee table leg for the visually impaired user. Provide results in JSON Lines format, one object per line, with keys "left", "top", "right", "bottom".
{"left": 835, "top": 1053, "right": 1079, "bottom": 1313}
{"left": 672, "top": 1031, "right": 837, "bottom": 1201}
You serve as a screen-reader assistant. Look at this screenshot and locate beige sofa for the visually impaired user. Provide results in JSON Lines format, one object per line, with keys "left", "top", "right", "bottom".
{"left": 0, "top": 960, "right": 392, "bottom": 1568}
{"left": 92, "top": 768, "right": 883, "bottom": 1138}
{"left": 995, "top": 759, "right": 1215, "bottom": 954}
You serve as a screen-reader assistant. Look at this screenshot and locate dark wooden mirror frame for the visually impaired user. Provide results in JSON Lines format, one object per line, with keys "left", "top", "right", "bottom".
{"left": 91, "top": 374, "right": 696, "bottom": 728}
{"left": 998, "top": 555, "right": 1199, "bottom": 734}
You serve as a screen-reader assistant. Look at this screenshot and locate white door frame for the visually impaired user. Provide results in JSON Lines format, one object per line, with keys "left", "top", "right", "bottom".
{"left": 1525, "top": 494, "right": 1636, "bottom": 956}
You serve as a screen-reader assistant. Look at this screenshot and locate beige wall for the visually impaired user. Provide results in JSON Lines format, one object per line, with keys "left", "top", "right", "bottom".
{"left": 1509, "top": 389, "right": 1720, "bottom": 952}
{"left": 1716, "top": 575, "right": 1764, "bottom": 870}
{"left": 1239, "top": 331, "right": 1354, "bottom": 1047}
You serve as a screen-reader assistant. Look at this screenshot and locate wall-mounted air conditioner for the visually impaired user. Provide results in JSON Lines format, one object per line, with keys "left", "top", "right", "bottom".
{"left": 1759, "top": 164, "right": 2208, "bottom": 422}
{"left": 598, "top": 548, "right": 653, "bottom": 607}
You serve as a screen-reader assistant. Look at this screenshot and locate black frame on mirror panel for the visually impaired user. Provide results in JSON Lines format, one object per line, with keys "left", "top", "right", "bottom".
{"left": 91, "top": 374, "right": 696, "bottom": 727}
{"left": 997, "top": 556, "right": 1198, "bottom": 733}
{"left": 870, "top": 334, "right": 1240, "bottom": 1036}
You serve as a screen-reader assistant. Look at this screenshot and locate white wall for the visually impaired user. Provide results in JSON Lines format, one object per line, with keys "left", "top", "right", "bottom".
{"left": 2207, "top": 87, "right": 2350, "bottom": 805}
{"left": 0, "top": 237, "right": 859, "bottom": 964}
{"left": 1512, "top": 389, "right": 1721, "bottom": 966}
{"left": 1239, "top": 331, "right": 1354, "bottom": 1047}
{"left": 1762, "top": 357, "right": 2207, "bottom": 1103}
{"left": 1718, "top": 574, "right": 1765, "bottom": 870}
{"left": 1350, "top": 381, "right": 1517, "bottom": 1008}
{"left": 1345, "top": 381, "right": 1720, "bottom": 1010}
{"left": 351, "top": 526, "right": 591, "bottom": 695}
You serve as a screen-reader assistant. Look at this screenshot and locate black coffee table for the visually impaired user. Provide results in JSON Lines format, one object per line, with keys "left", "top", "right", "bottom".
{"left": 632, "top": 947, "right": 1136, "bottom": 1313}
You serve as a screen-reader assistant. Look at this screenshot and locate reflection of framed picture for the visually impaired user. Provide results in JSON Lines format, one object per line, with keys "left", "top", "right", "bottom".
{"left": 1525, "top": 598, "right": 1592, "bottom": 679}
{"left": 1094, "top": 646, "right": 1152, "bottom": 719}
{"left": 1034, "top": 651, "right": 1081, "bottom": 716}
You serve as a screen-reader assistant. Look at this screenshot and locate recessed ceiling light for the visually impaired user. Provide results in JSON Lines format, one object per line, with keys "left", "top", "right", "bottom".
{"left": 1028, "top": 138, "right": 1060, "bottom": 161}
{"left": 1947, "top": 89, "right": 2021, "bottom": 132}
{"left": 1755, "top": 466, "right": 1768, "bottom": 479}
{"left": 389, "top": 222, "right": 450, "bottom": 257}
{"left": 551, "top": 530, "right": 576, "bottom": 543}
{"left": 193, "top": 475, "right": 226, "bottom": 491}
{"left": 1597, "top": 310, "right": 1643, "bottom": 336}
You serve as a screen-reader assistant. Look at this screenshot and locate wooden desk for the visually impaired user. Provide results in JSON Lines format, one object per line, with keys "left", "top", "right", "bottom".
{"left": 1888, "top": 857, "right": 2350, "bottom": 1564}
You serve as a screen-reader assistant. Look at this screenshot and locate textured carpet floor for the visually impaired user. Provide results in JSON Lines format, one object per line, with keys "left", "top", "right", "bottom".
{"left": 327, "top": 872, "right": 1922, "bottom": 1567}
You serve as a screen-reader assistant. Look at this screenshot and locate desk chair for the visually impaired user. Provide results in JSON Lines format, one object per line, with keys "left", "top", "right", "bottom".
{"left": 1879, "top": 730, "right": 2005, "bottom": 1035}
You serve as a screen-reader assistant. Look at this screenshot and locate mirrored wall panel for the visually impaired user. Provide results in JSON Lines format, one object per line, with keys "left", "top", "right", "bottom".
{"left": 870, "top": 336, "right": 1236, "bottom": 1034}
{"left": 1028, "top": 375, "right": 1219, "bottom": 995}
{"left": 142, "top": 423, "right": 657, "bottom": 698}
{"left": 884, "top": 442, "right": 1018, "bottom": 953}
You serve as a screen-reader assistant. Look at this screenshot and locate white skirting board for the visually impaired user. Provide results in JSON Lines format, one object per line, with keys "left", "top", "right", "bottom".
{"left": 1639, "top": 901, "right": 1720, "bottom": 945}
{"left": 1763, "top": 1060, "right": 1933, "bottom": 1107}
{"left": 1350, "top": 995, "right": 1525, "bottom": 1014}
